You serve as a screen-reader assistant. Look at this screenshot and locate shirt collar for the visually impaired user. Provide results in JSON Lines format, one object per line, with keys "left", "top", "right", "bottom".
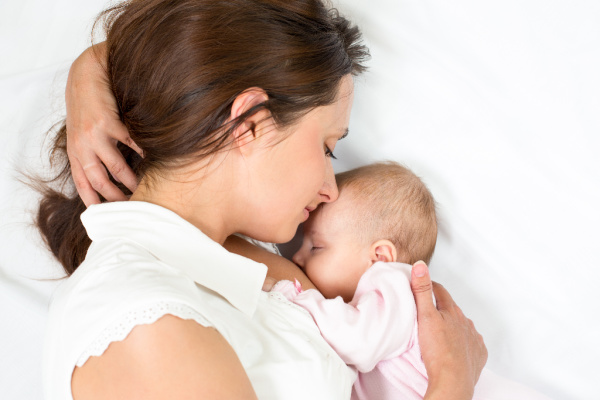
{"left": 81, "top": 201, "right": 267, "bottom": 317}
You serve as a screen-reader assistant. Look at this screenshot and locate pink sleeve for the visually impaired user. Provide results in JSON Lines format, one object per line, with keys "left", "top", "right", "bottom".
{"left": 289, "top": 262, "right": 417, "bottom": 373}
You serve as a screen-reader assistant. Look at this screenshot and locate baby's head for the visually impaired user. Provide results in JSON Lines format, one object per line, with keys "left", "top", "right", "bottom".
{"left": 292, "top": 162, "right": 437, "bottom": 301}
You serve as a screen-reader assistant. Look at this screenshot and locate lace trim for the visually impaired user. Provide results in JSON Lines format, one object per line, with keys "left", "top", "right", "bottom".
{"left": 76, "top": 302, "right": 211, "bottom": 367}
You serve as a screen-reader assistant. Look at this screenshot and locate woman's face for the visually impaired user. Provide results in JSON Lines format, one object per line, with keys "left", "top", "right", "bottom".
{"left": 241, "top": 75, "right": 354, "bottom": 243}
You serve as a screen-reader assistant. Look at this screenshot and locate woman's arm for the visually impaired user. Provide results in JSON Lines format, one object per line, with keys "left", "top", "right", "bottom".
{"left": 65, "top": 43, "right": 142, "bottom": 206}
{"left": 72, "top": 315, "right": 258, "bottom": 399}
{"left": 411, "top": 262, "right": 487, "bottom": 400}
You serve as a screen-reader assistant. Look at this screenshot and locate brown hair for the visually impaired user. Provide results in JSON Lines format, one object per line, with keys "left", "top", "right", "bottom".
{"left": 37, "top": 0, "right": 369, "bottom": 275}
{"left": 335, "top": 162, "right": 438, "bottom": 264}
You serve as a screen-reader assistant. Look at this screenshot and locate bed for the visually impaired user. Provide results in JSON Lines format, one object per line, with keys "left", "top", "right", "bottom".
{"left": 1, "top": 0, "right": 598, "bottom": 398}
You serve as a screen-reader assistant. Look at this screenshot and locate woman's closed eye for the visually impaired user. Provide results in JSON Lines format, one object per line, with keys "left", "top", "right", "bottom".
{"left": 324, "top": 145, "right": 337, "bottom": 159}
{"left": 310, "top": 246, "right": 322, "bottom": 252}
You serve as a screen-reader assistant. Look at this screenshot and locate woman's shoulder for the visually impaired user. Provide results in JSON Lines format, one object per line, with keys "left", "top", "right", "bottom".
{"left": 44, "top": 238, "right": 216, "bottom": 398}
{"left": 51, "top": 238, "right": 200, "bottom": 313}
{"left": 71, "top": 314, "right": 258, "bottom": 400}
{"left": 48, "top": 237, "right": 213, "bottom": 333}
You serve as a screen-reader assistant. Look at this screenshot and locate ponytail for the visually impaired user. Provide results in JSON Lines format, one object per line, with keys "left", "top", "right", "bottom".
{"left": 37, "top": 187, "right": 90, "bottom": 275}
{"left": 35, "top": 123, "right": 140, "bottom": 275}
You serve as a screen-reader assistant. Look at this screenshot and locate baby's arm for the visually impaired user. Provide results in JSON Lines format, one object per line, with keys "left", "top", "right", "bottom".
{"left": 277, "top": 262, "right": 416, "bottom": 373}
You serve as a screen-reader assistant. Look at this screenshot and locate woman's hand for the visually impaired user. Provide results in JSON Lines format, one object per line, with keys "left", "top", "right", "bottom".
{"left": 65, "top": 43, "right": 143, "bottom": 206}
{"left": 411, "top": 261, "right": 487, "bottom": 400}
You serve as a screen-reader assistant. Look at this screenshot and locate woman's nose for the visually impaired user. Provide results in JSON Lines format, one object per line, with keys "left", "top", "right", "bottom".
{"left": 319, "top": 161, "right": 339, "bottom": 203}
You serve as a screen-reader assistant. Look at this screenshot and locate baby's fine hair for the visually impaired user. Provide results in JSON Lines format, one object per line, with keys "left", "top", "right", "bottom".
{"left": 335, "top": 161, "right": 438, "bottom": 264}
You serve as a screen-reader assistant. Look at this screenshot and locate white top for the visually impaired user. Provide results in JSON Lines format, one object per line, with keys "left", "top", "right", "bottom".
{"left": 43, "top": 201, "right": 355, "bottom": 400}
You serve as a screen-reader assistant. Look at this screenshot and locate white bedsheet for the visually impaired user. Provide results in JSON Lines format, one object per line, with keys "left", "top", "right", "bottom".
{"left": 1, "top": 0, "right": 598, "bottom": 399}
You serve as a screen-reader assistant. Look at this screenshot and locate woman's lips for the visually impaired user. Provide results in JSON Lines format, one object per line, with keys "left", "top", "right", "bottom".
{"left": 303, "top": 206, "right": 315, "bottom": 221}
{"left": 303, "top": 208, "right": 310, "bottom": 221}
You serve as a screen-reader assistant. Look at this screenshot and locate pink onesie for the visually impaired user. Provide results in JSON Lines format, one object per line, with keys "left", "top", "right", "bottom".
{"left": 273, "top": 261, "right": 552, "bottom": 400}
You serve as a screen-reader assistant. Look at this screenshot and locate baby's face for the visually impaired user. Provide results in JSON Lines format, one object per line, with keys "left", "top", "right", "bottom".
{"left": 292, "top": 193, "right": 372, "bottom": 302}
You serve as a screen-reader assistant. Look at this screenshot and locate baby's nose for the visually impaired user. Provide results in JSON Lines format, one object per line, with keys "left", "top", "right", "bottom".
{"left": 292, "top": 250, "right": 304, "bottom": 268}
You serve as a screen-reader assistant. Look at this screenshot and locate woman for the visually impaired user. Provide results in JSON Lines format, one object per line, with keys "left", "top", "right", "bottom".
{"left": 40, "top": 0, "right": 486, "bottom": 399}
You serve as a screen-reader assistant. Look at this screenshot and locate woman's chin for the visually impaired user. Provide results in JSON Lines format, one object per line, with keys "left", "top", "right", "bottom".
{"left": 271, "top": 229, "right": 297, "bottom": 245}
{"left": 244, "top": 224, "right": 297, "bottom": 245}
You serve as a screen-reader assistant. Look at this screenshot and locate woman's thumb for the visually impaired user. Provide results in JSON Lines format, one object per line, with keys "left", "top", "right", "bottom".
{"left": 411, "top": 261, "right": 436, "bottom": 317}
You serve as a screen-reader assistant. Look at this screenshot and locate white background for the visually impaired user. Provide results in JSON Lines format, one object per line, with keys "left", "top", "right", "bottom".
{"left": 1, "top": 0, "right": 599, "bottom": 399}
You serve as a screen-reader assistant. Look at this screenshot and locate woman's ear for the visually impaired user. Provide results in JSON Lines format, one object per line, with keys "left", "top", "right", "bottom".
{"left": 229, "top": 87, "right": 270, "bottom": 149}
{"left": 369, "top": 240, "right": 397, "bottom": 263}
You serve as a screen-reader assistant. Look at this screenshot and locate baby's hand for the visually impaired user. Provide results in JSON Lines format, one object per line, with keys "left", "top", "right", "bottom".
{"left": 265, "top": 279, "right": 303, "bottom": 302}
{"left": 262, "top": 277, "right": 278, "bottom": 292}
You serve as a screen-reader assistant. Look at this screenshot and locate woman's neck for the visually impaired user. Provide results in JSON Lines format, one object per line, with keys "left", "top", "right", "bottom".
{"left": 129, "top": 169, "right": 234, "bottom": 245}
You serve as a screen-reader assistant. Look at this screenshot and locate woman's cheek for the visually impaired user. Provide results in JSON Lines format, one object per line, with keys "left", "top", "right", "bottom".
{"left": 308, "top": 150, "right": 327, "bottom": 191}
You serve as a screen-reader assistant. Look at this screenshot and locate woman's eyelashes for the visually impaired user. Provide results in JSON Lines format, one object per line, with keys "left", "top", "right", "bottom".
{"left": 324, "top": 145, "right": 337, "bottom": 159}
{"left": 310, "top": 246, "right": 322, "bottom": 252}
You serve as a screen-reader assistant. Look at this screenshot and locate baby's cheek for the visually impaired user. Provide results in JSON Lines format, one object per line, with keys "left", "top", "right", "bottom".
{"left": 303, "top": 259, "right": 322, "bottom": 286}
{"left": 303, "top": 261, "right": 317, "bottom": 280}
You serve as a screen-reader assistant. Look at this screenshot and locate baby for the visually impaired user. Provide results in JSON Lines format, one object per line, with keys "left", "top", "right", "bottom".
{"left": 272, "top": 161, "right": 551, "bottom": 400}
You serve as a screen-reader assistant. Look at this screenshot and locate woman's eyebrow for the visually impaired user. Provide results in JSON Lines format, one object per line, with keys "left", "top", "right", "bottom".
{"left": 339, "top": 128, "right": 349, "bottom": 140}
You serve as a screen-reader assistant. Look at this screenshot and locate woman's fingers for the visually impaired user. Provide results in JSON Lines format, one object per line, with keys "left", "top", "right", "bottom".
{"left": 430, "top": 281, "right": 456, "bottom": 313}
{"left": 411, "top": 261, "right": 488, "bottom": 398}
{"left": 81, "top": 157, "right": 129, "bottom": 202}
{"left": 68, "top": 137, "right": 137, "bottom": 205}
{"left": 69, "top": 148, "right": 128, "bottom": 205}
{"left": 65, "top": 42, "right": 140, "bottom": 206}
{"left": 412, "top": 262, "right": 462, "bottom": 317}
{"left": 96, "top": 137, "right": 139, "bottom": 193}
{"left": 68, "top": 123, "right": 139, "bottom": 203}
{"left": 112, "top": 126, "right": 144, "bottom": 158}
{"left": 410, "top": 261, "right": 437, "bottom": 319}
{"left": 70, "top": 156, "right": 102, "bottom": 206}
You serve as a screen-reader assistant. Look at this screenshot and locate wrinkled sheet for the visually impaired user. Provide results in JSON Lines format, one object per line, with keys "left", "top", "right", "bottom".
{"left": 1, "top": 0, "right": 598, "bottom": 399}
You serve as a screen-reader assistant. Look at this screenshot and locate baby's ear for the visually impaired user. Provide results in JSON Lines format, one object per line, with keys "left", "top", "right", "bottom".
{"left": 370, "top": 240, "right": 397, "bottom": 263}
